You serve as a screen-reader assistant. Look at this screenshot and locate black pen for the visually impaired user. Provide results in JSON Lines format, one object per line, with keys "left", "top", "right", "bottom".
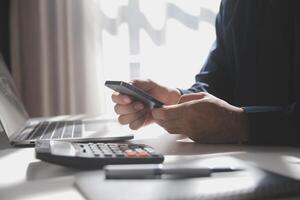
{"left": 104, "top": 164, "right": 243, "bottom": 179}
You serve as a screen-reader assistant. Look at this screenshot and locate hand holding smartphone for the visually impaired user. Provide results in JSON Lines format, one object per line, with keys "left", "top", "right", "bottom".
{"left": 105, "top": 81, "right": 164, "bottom": 109}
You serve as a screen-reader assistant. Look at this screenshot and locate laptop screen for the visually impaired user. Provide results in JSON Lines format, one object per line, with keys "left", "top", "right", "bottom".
{"left": 0, "top": 55, "right": 29, "bottom": 138}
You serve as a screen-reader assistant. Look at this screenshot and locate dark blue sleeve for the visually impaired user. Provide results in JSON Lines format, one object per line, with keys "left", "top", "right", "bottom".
{"left": 243, "top": 104, "right": 300, "bottom": 146}
{"left": 180, "top": 0, "right": 300, "bottom": 146}
{"left": 180, "top": 0, "right": 234, "bottom": 103}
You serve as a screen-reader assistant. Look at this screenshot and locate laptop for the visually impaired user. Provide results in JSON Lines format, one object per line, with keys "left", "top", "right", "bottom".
{"left": 0, "top": 55, "right": 133, "bottom": 147}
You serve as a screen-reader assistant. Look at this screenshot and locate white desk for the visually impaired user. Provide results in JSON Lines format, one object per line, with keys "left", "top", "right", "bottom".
{"left": 1, "top": 123, "right": 300, "bottom": 200}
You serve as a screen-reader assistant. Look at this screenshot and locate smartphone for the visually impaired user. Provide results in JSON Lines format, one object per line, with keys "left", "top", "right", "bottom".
{"left": 105, "top": 80, "right": 164, "bottom": 108}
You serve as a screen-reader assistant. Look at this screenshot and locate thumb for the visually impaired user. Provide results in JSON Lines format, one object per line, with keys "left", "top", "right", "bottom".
{"left": 151, "top": 104, "right": 183, "bottom": 120}
{"left": 178, "top": 92, "right": 207, "bottom": 104}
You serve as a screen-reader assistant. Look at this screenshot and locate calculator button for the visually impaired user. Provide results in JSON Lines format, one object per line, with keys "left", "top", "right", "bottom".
{"left": 115, "top": 153, "right": 125, "bottom": 157}
{"left": 99, "top": 145, "right": 111, "bottom": 150}
{"left": 108, "top": 143, "right": 119, "bottom": 148}
{"left": 119, "top": 145, "right": 129, "bottom": 150}
{"left": 134, "top": 148, "right": 144, "bottom": 152}
{"left": 97, "top": 144, "right": 107, "bottom": 149}
{"left": 104, "top": 153, "right": 113, "bottom": 157}
{"left": 144, "top": 147, "right": 156, "bottom": 153}
{"left": 102, "top": 149, "right": 113, "bottom": 153}
{"left": 143, "top": 147, "right": 160, "bottom": 157}
{"left": 109, "top": 148, "right": 119, "bottom": 153}
{"left": 93, "top": 149, "right": 102, "bottom": 155}
{"left": 134, "top": 148, "right": 150, "bottom": 157}
{"left": 125, "top": 150, "right": 137, "bottom": 158}
{"left": 136, "top": 151, "right": 150, "bottom": 158}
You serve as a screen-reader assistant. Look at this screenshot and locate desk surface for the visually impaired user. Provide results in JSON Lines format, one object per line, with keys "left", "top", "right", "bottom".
{"left": 1, "top": 122, "right": 300, "bottom": 200}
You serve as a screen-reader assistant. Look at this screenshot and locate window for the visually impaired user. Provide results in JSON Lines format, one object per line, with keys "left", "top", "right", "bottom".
{"left": 99, "top": 0, "right": 220, "bottom": 115}
{"left": 11, "top": 0, "right": 220, "bottom": 117}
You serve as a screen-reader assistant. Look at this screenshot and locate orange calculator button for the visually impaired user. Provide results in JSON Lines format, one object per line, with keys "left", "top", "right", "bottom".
{"left": 137, "top": 151, "right": 150, "bottom": 158}
{"left": 125, "top": 150, "right": 137, "bottom": 158}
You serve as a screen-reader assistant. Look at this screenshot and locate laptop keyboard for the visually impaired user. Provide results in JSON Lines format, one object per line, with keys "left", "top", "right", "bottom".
{"left": 26, "top": 120, "right": 83, "bottom": 140}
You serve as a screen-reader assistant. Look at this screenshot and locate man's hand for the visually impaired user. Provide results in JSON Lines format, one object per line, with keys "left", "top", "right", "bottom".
{"left": 111, "top": 79, "right": 181, "bottom": 130}
{"left": 152, "top": 92, "right": 249, "bottom": 144}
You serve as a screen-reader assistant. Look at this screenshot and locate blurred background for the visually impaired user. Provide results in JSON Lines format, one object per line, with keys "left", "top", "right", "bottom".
{"left": 6, "top": 0, "right": 220, "bottom": 118}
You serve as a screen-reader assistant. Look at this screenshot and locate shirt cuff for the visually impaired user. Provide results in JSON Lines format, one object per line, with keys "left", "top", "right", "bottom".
{"left": 177, "top": 88, "right": 194, "bottom": 95}
{"left": 241, "top": 106, "right": 289, "bottom": 145}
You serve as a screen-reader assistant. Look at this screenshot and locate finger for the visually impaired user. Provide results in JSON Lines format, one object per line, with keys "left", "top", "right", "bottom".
{"left": 118, "top": 109, "right": 148, "bottom": 125}
{"left": 155, "top": 119, "right": 182, "bottom": 134}
{"left": 129, "top": 79, "right": 157, "bottom": 92}
{"left": 130, "top": 79, "right": 170, "bottom": 104}
{"left": 114, "top": 102, "right": 144, "bottom": 115}
{"left": 111, "top": 92, "right": 132, "bottom": 104}
{"left": 129, "top": 114, "right": 148, "bottom": 130}
{"left": 151, "top": 104, "right": 184, "bottom": 120}
{"left": 178, "top": 92, "right": 207, "bottom": 104}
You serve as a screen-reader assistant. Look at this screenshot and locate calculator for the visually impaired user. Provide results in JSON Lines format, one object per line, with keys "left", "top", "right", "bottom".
{"left": 35, "top": 140, "right": 164, "bottom": 169}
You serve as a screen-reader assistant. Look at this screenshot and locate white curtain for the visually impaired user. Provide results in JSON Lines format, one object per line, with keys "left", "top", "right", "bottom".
{"left": 11, "top": 0, "right": 104, "bottom": 117}
{"left": 10, "top": 0, "right": 220, "bottom": 117}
